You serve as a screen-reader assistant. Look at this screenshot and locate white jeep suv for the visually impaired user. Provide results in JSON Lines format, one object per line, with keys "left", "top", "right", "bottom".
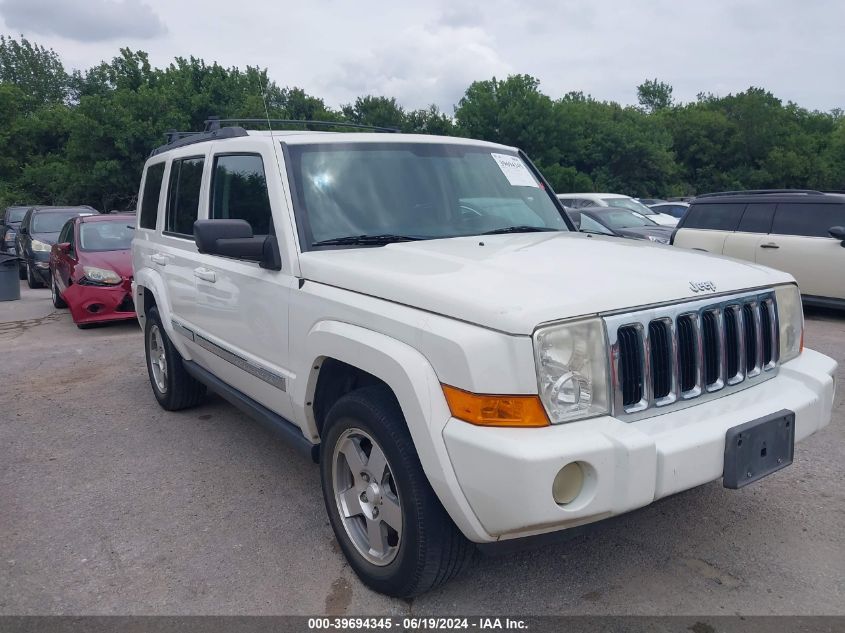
{"left": 132, "top": 121, "right": 837, "bottom": 597}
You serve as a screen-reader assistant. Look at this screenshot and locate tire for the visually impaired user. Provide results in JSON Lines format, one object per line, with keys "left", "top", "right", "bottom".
{"left": 26, "top": 262, "right": 43, "bottom": 288}
{"left": 51, "top": 275, "right": 67, "bottom": 308}
{"left": 144, "top": 305, "right": 206, "bottom": 411}
{"left": 320, "top": 385, "right": 473, "bottom": 598}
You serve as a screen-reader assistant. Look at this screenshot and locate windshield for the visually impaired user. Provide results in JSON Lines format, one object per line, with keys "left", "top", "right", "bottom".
{"left": 80, "top": 220, "right": 134, "bottom": 251}
{"left": 287, "top": 143, "right": 569, "bottom": 247}
{"left": 32, "top": 210, "right": 92, "bottom": 233}
{"left": 6, "top": 208, "right": 27, "bottom": 223}
{"left": 602, "top": 197, "right": 656, "bottom": 215}
{"left": 575, "top": 213, "right": 614, "bottom": 235}
{"left": 592, "top": 208, "right": 657, "bottom": 229}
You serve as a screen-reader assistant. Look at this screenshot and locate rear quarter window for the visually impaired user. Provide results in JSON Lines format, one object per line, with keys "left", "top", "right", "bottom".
{"left": 771, "top": 202, "right": 845, "bottom": 238}
{"left": 682, "top": 203, "right": 745, "bottom": 231}
{"left": 139, "top": 162, "right": 166, "bottom": 230}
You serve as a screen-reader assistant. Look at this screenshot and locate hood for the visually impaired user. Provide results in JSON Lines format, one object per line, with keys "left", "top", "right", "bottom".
{"left": 299, "top": 232, "right": 793, "bottom": 335}
{"left": 648, "top": 213, "right": 678, "bottom": 226}
{"left": 31, "top": 231, "right": 60, "bottom": 244}
{"left": 618, "top": 226, "right": 675, "bottom": 241}
{"left": 79, "top": 249, "right": 133, "bottom": 278}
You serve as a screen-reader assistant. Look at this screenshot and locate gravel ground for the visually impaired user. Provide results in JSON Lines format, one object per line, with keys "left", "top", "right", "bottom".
{"left": 1, "top": 281, "right": 843, "bottom": 615}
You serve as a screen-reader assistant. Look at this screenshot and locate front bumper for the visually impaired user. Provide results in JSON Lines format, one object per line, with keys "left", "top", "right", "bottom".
{"left": 63, "top": 279, "right": 136, "bottom": 325}
{"left": 442, "top": 348, "right": 837, "bottom": 541}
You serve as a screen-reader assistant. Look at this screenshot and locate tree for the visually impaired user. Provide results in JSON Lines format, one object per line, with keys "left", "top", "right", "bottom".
{"left": 637, "top": 78, "right": 674, "bottom": 113}
{"left": 0, "top": 35, "right": 69, "bottom": 112}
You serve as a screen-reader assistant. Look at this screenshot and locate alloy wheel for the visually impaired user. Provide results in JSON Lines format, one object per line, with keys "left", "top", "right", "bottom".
{"left": 332, "top": 427, "right": 403, "bottom": 566}
{"left": 147, "top": 324, "right": 168, "bottom": 393}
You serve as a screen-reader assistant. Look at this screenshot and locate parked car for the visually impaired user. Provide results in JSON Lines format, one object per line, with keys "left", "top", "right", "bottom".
{"left": 567, "top": 207, "right": 675, "bottom": 243}
{"left": 556, "top": 193, "right": 678, "bottom": 226}
{"left": 649, "top": 201, "right": 690, "bottom": 219}
{"left": 2, "top": 206, "right": 31, "bottom": 253}
{"left": 132, "top": 120, "right": 835, "bottom": 598}
{"left": 673, "top": 190, "right": 845, "bottom": 309}
{"left": 49, "top": 213, "right": 136, "bottom": 327}
{"left": 16, "top": 206, "right": 96, "bottom": 288}
{"left": 635, "top": 198, "right": 666, "bottom": 206}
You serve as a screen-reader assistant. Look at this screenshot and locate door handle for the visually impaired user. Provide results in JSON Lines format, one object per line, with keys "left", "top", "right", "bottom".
{"left": 193, "top": 267, "right": 216, "bottom": 282}
{"left": 151, "top": 253, "right": 168, "bottom": 266}
{"left": 760, "top": 243, "right": 780, "bottom": 249}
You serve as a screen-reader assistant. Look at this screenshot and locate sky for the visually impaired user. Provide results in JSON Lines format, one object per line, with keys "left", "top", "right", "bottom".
{"left": 1, "top": 0, "right": 843, "bottom": 113}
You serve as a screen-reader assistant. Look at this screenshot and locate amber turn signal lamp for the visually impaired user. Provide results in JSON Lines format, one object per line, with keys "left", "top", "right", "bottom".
{"left": 442, "top": 385, "right": 550, "bottom": 428}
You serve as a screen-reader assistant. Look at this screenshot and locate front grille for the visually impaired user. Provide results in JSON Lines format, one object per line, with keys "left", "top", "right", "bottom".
{"left": 677, "top": 315, "right": 697, "bottom": 393}
{"left": 607, "top": 290, "right": 779, "bottom": 421}
{"left": 618, "top": 325, "right": 644, "bottom": 406}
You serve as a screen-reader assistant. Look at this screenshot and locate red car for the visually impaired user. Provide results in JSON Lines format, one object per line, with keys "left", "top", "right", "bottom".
{"left": 49, "top": 214, "right": 136, "bottom": 328}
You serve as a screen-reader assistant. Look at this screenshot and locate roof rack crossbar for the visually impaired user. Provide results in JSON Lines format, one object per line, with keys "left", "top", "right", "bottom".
{"left": 203, "top": 117, "right": 400, "bottom": 134}
{"left": 696, "top": 189, "right": 825, "bottom": 199}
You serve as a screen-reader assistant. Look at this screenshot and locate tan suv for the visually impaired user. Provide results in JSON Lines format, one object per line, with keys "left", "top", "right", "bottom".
{"left": 672, "top": 190, "right": 845, "bottom": 309}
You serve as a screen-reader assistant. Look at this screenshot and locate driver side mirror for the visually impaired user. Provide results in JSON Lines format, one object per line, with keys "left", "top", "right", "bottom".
{"left": 57, "top": 242, "right": 71, "bottom": 254}
{"left": 193, "top": 219, "right": 282, "bottom": 270}
{"left": 829, "top": 225, "right": 845, "bottom": 246}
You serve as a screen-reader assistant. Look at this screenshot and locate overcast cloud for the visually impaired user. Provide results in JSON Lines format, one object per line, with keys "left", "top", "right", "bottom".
{"left": 0, "top": 0, "right": 165, "bottom": 41}
{"left": 0, "top": 0, "right": 842, "bottom": 112}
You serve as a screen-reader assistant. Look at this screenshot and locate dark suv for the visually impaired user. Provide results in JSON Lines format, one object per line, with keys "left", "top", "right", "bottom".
{"left": 16, "top": 206, "right": 97, "bottom": 288}
{"left": 673, "top": 190, "right": 845, "bottom": 308}
{"left": 2, "top": 206, "right": 30, "bottom": 253}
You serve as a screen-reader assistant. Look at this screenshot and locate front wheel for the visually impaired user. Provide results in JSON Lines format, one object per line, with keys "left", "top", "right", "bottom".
{"left": 51, "top": 275, "right": 67, "bottom": 308}
{"left": 144, "top": 305, "right": 206, "bottom": 411}
{"left": 26, "top": 262, "right": 43, "bottom": 288}
{"left": 320, "top": 386, "right": 473, "bottom": 597}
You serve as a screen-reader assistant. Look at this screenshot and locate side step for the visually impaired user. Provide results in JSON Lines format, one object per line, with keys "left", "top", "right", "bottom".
{"left": 183, "top": 360, "right": 319, "bottom": 462}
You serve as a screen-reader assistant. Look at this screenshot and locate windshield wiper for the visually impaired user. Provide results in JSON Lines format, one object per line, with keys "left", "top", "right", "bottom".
{"left": 481, "top": 226, "right": 561, "bottom": 235}
{"left": 312, "top": 234, "right": 425, "bottom": 247}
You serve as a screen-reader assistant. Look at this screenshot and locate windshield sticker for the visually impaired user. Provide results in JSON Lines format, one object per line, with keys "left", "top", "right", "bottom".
{"left": 491, "top": 153, "right": 539, "bottom": 188}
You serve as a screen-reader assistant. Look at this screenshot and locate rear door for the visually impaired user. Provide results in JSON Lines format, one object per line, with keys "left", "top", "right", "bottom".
{"left": 159, "top": 152, "right": 207, "bottom": 327}
{"left": 756, "top": 201, "right": 845, "bottom": 300}
{"left": 673, "top": 202, "right": 745, "bottom": 253}
{"left": 723, "top": 202, "right": 776, "bottom": 262}
{"left": 187, "top": 139, "right": 296, "bottom": 420}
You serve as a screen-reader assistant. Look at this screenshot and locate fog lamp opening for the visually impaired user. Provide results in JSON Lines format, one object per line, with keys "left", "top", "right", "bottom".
{"left": 552, "top": 462, "right": 584, "bottom": 505}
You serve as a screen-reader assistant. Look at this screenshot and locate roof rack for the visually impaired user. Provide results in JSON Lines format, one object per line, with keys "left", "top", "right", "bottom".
{"left": 695, "top": 189, "right": 826, "bottom": 199}
{"left": 203, "top": 116, "right": 400, "bottom": 133}
{"left": 150, "top": 126, "right": 249, "bottom": 157}
{"left": 149, "top": 117, "right": 400, "bottom": 157}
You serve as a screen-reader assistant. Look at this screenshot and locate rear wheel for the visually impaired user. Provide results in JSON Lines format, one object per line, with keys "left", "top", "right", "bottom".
{"left": 320, "top": 386, "right": 473, "bottom": 597}
{"left": 144, "top": 305, "right": 206, "bottom": 411}
{"left": 26, "top": 262, "right": 43, "bottom": 289}
{"left": 51, "top": 275, "right": 67, "bottom": 308}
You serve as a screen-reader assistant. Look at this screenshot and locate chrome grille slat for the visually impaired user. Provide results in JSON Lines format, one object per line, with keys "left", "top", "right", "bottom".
{"left": 605, "top": 289, "right": 780, "bottom": 422}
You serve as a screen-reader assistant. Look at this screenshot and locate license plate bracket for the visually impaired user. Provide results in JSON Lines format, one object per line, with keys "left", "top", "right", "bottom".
{"left": 723, "top": 409, "right": 795, "bottom": 489}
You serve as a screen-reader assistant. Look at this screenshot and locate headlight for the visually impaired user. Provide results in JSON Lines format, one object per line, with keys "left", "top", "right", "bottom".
{"left": 646, "top": 235, "right": 669, "bottom": 244}
{"left": 82, "top": 266, "right": 122, "bottom": 285}
{"left": 533, "top": 318, "right": 610, "bottom": 423}
{"left": 31, "top": 239, "right": 52, "bottom": 252}
{"left": 775, "top": 283, "right": 803, "bottom": 363}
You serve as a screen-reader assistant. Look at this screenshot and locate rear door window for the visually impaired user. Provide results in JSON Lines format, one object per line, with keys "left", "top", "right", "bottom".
{"left": 139, "top": 162, "right": 166, "bottom": 230}
{"left": 772, "top": 202, "right": 845, "bottom": 238}
{"left": 682, "top": 203, "right": 745, "bottom": 231}
{"left": 737, "top": 203, "right": 775, "bottom": 233}
{"left": 165, "top": 157, "right": 205, "bottom": 237}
